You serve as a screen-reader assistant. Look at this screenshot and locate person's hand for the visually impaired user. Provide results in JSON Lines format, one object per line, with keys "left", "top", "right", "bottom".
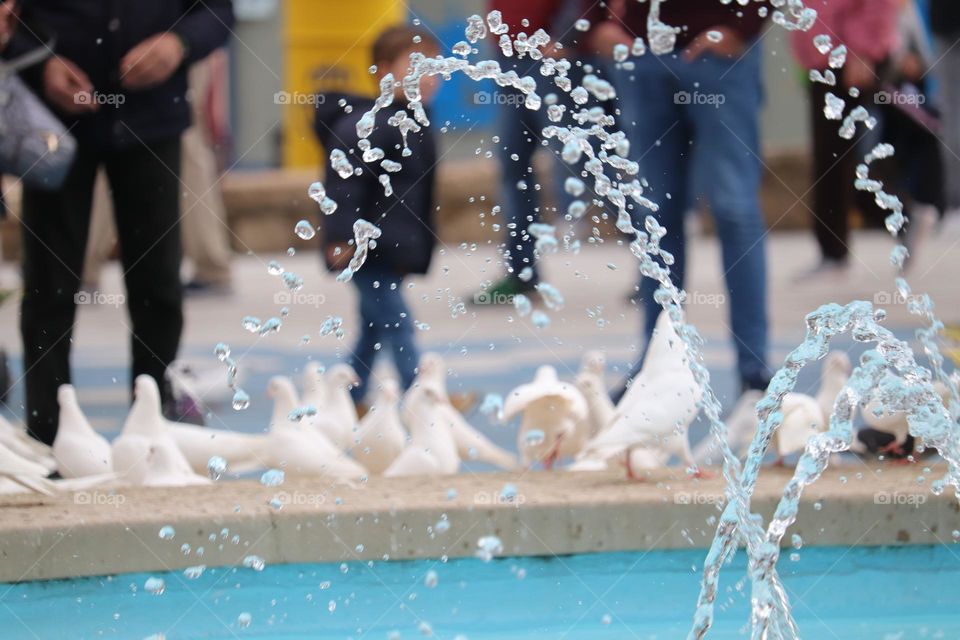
{"left": 326, "top": 243, "right": 353, "bottom": 269}
{"left": 683, "top": 26, "right": 747, "bottom": 61}
{"left": 120, "top": 32, "right": 185, "bottom": 90}
{"left": 842, "top": 55, "right": 876, "bottom": 90}
{"left": 0, "top": 1, "right": 18, "bottom": 51}
{"left": 43, "top": 56, "right": 98, "bottom": 114}
{"left": 588, "top": 21, "right": 632, "bottom": 58}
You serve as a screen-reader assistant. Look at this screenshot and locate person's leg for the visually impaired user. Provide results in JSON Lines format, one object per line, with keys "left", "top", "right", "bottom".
{"left": 348, "top": 268, "right": 383, "bottom": 402}
{"left": 20, "top": 145, "right": 100, "bottom": 443}
{"left": 685, "top": 48, "right": 770, "bottom": 388}
{"left": 105, "top": 137, "right": 184, "bottom": 409}
{"left": 808, "top": 76, "right": 854, "bottom": 262}
{"left": 377, "top": 275, "right": 420, "bottom": 391}
{"left": 609, "top": 55, "right": 690, "bottom": 396}
{"left": 934, "top": 36, "right": 960, "bottom": 213}
{"left": 495, "top": 74, "right": 549, "bottom": 284}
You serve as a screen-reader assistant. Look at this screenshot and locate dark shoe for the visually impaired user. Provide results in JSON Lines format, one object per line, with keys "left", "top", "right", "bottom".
{"left": 471, "top": 276, "right": 537, "bottom": 306}
{"left": 740, "top": 375, "right": 771, "bottom": 394}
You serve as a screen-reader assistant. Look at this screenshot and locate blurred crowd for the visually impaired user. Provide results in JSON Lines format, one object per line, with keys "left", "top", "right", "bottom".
{"left": 0, "top": 0, "right": 957, "bottom": 448}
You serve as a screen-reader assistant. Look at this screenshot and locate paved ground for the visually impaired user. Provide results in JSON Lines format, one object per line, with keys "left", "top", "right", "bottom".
{"left": 0, "top": 228, "right": 956, "bottom": 461}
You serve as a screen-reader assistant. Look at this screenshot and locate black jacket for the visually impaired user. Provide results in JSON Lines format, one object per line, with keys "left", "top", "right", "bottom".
{"left": 931, "top": 0, "right": 960, "bottom": 38}
{"left": 314, "top": 93, "right": 437, "bottom": 276}
{"left": 7, "top": 0, "right": 234, "bottom": 150}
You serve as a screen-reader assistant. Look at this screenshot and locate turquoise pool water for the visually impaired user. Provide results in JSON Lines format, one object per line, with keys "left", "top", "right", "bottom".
{"left": 2, "top": 545, "right": 957, "bottom": 639}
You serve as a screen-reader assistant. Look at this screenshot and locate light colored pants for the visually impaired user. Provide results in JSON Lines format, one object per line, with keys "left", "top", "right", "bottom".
{"left": 935, "top": 36, "right": 960, "bottom": 211}
{"left": 83, "top": 55, "right": 233, "bottom": 287}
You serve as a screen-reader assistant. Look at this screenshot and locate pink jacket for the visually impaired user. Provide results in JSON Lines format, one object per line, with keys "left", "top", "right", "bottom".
{"left": 791, "top": 0, "right": 900, "bottom": 70}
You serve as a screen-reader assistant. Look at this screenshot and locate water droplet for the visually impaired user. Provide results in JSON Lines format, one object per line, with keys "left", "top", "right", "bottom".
{"left": 260, "top": 469, "right": 285, "bottom": 487}
{"left": 476, "top": 535, "right": 504, "bottom": 562}
{"left": 294, "top": 220, "right": 316, "bottom": 240}
{"left": 144, "top": 577, "right": 165, "bottom": 595}
{"left": 232, "top": 389, "right": 250, "bottom": 411}
{"left": 424, "top": 570, "right": 438, "bottom": 588}
{"left": 237, "top": 612, "right": 252, "bottom": 629}
{"left": 158, "top": 526, "right": 175, "bottom": 540}
{"left": 207, "top": 456, "right": 227, "bottom": 480}
{"left": 183, "top": 564, "right": 206, "bottom": 579}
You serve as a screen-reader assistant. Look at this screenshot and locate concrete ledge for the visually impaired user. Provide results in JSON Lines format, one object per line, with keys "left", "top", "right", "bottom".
{"left": 0, "top": 465, "right": 957, "bottom": 583}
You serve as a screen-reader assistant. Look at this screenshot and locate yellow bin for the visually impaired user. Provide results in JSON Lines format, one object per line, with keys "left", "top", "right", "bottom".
{"left": 281, "top": 0, "right": 406, "bottom": 168}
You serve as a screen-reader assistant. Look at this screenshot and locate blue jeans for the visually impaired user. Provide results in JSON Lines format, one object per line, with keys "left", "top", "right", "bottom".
{"left": 348, "top": 266, "right": 420, "bottom": 401}
{"left": 613, "top": 47, "right": 770, "bottom": 388}
{"left": 496, "top": 59, "right": 592, "bottom": 282}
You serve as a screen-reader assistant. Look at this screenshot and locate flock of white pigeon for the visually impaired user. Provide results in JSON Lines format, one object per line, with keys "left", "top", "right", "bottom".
{"left": 0, "top": 313, "right": 947, "bottom": 494}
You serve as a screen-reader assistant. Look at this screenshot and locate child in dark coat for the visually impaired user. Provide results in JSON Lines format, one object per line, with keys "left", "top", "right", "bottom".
{"left": 314, "top": 25, "right": 440, "bottom": 403}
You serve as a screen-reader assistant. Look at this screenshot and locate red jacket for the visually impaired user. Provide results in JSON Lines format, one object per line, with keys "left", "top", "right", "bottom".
{"left": 790, "top": 0, "right": 900, "bottom": 70}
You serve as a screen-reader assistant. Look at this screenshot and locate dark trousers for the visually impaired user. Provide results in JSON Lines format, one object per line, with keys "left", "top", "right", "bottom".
{"left": 808, "top": 77, "right": 894, "bottom": 261}
{"left": 20, "top": 137, "right": 184, "bottom": 444}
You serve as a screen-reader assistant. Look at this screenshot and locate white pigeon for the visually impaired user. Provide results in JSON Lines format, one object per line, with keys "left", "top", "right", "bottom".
{"left": 575, "top": 351, "right": 617, "bottom": 443}
{"left": 140, "top": 439, "right": 211, "bottom": 487}
{"left": 770, "top": 393, "right": 827, "bottom": 464}
{"left": 0, "top": 439, "right": 55, "bottom": 494}
{"left": 111, "top": 375, "right": 194, "bottom": 484}
{"left": 860, "top": 380, "right": 952, "bottom": 458}
{"left": 320, "top": 363, "right": 360, "bottom": 450}
{"left": 576, "top": 312, "right": 703, "bottom": 478}
{"left": 353, "top": 378, "right": 407, "bottom": 474}
{"left": 413, "top": 353, "right": 518, "bottom": 470}
{"left": 168, "top": 359, "right": 240, "bottom": 407}
{"left": 0, "top": 413, "right": 55, "bottom": 471}
{"left": 816, "top": 351, "right": 852, "bottom": 426}
{"left": 168, "top": 423, "right": 268, "bottom": 474}
{"left": 691, "top": 389, "right": 763, "bottom": 466}
{"left": 264, "top": 376, "right": 366, "bottom": 478}
{"left": 301, "top": 361, "right": 328, "bottom": 409}
{"left": 504, "top": 365, "right": 587, "bottom": 468}
{"left": 384, "top": 384, "right": 459, "bottom": 477}
{"left": 53, "top": 385, "right": 113, "bottom": 478}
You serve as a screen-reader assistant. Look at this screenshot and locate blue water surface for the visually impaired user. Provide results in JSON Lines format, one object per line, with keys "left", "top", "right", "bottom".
{"left": 2, "top": 545, "right": 958, "bottom": 639}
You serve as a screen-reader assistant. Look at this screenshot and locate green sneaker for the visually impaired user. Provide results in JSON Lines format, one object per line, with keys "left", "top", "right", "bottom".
{"left": 471, "top": 277, "right": 537, "bottom": 306}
